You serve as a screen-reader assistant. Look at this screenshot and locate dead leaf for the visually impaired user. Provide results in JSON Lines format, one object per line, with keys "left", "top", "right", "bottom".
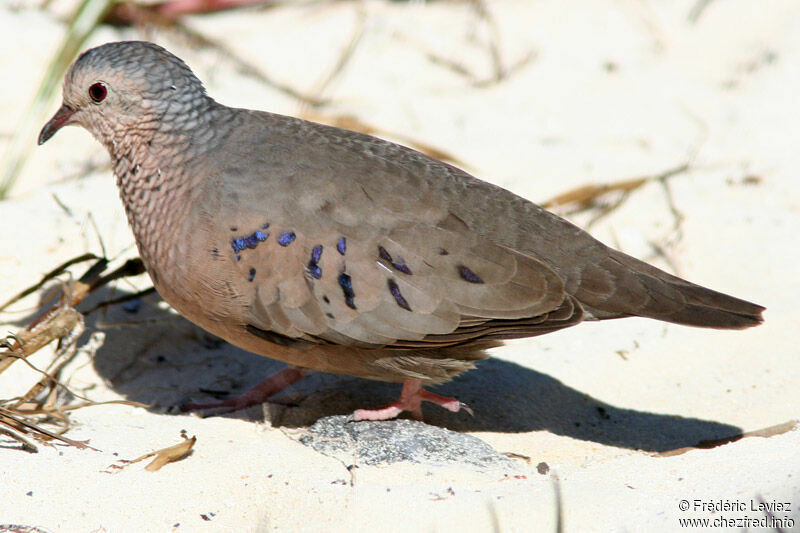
{"left": 108, "top": 434, "right": 196, "bottom": 472}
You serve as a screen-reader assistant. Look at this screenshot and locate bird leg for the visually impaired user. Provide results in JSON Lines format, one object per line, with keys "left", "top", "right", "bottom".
{"left": 181, "top": 366, "right": 308, "bottom": 414}
{"left": 351, "top": 379, "right": 473, "bottom": 421}
{"left": 182, "top": 371, "right": 472, "bottom": 422}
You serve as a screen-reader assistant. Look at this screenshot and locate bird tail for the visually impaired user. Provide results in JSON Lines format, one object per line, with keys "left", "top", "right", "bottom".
{"left": 646, "top": 279, "right": 765, "bottom": 329}
{"left": 593, "top": 249, "right": 765, "bottom": 329}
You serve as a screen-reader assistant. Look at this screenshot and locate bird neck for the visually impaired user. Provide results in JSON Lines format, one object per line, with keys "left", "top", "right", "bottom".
{"left": 109, "top": 100, "right": 223, "bottom": 275}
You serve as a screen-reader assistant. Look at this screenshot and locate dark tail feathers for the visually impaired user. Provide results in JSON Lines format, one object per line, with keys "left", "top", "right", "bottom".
{"left": 604, "top": 250, "right": 765, "bottom": 329}
{"left": 650, "top": 281, "right": 765, "bottom": 329}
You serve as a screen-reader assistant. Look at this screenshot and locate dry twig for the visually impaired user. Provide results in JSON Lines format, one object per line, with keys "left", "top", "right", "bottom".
{"left": 0, "top": 255, "right": 150, "bottom": 452}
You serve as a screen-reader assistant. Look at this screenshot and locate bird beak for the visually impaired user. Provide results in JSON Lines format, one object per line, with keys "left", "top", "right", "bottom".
{"left": 38, "top": 104, "right": 76, "bottom": 145}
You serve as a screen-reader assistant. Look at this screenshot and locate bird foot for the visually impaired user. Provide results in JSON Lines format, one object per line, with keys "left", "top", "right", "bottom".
{"left": 180, "top": 366, "right": 307, "bottom": 415}
{"left": 350, "top": 379, "right": 473, "bottom": 422}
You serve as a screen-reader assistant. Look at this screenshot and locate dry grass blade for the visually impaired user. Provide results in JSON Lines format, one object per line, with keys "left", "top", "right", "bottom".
{"left": 542, "top": 163, "right": 690, "bottom": 228}
{"left": 301, "top": 5, "right": 366, "bottom": 114}
{"left": 0, "top": 523, "right": 52, "bottom": 533}
{"left": 106, "top": 433, "right": 196, "bottom": 472}
{"left": 1, "top": 277, "right": 88, "bottom": 450}
{"left": 8, "top": 319, "right": 85, "bottom": 412}
{"left": 414, "top": 0, "right": 536, "bottom": 88}
{"left": 178, "top": 29, "right": 326, "bottom": 107}
{"left": 0, "top": 284, "right": 84, "bottom": 375}
{"left": 0, "top": 407, "right": 98, "bottom": 451}
{"left": 0, "top": 253, "right": 99, "bottom": 313}
{"left": 0, "top": 425, "right": 39, "bottom": 453}
{"left": 0, "top": 255, "right": 145, "bottom": 373}
{"left": 542, "top": 178, "right": 649, "bottom": 212}
{"left": 0, "top": 253, "right": 151, "bottom": 452}
{"left": 541, "top": 163, "right": 693, "bottom": 274}
{"left": 0, "top": 0, "right": 115, "bottom": 199}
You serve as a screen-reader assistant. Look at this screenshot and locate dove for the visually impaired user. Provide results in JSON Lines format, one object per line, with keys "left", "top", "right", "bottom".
{"left": 38, "top": 41, "right": 764, "bottom": 421}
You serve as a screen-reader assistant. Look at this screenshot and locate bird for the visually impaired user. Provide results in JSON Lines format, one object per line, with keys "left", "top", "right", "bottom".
{"left": 38, "top": 41, "right": 764, "bottom": 421}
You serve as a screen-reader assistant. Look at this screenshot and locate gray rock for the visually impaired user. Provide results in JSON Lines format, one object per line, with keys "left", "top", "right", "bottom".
{"left": 295, "top": 415, "right": 519, "bottom": 471}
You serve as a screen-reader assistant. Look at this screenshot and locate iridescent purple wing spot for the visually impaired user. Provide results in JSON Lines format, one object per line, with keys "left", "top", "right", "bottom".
{"left": 387, "top": 279, "right": 411, "bottom": 311}
{"left": 458, "top": 265, "right": 484, "bottom": 284}
{"left": 392, "top": 261, "right": 412, "bottom": 275}
{"left": 378, "top": 246, "right": 412, "bottom": 275}
{"left": 278, "top": 232, "right": 296, "bottom": 246}
{"left": 310, "top": 245, "right": 323, "bottom": 264}
{"left": 232, "top": 229, "right": 269, "bottom": 255}
{"left": 307, "top": 245, "right": 324, "bottom": 279}
{"left": 308, "top": 266, "right": 322, "bottom": 279}
{"left": 231, "top": 237, "right": 246, "bottom": 254}
{"left": 338, "top": 273, "right": 356, "bottom": 309}
{"left": 244, "top": 235, "right": 258, "bottom": 249}
{"left": 243, "top": 232, "right": 265, "bottom": 249}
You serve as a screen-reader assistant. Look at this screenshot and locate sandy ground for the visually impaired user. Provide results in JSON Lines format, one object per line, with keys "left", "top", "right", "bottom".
{"left": 1, "top": 1, "right": 799, "bottom": 531}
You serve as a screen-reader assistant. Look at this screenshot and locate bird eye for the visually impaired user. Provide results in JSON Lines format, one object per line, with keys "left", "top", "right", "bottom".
{"left": 88, "top": 82, "right": 107, "bottom": 103}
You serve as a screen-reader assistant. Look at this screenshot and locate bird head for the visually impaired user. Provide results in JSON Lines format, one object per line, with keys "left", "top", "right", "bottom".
{"left": 39, "top": 41, "right": 208, "bottom": 150}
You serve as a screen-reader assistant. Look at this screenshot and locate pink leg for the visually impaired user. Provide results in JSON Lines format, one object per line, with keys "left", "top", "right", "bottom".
{"left": 181, "top": 366, "right": 307, "bottom": 414}
{"left": 351, "top": 379, "right": 473, "bottom": 422}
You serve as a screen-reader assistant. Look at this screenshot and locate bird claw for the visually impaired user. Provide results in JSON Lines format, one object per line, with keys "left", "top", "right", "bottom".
{"left": 347, "top": 380, "right": 472, "bottom": 422}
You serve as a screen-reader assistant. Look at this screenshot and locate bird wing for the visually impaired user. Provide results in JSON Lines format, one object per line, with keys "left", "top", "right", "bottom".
{"left": 202, "top": 111, "right": 583, "bottom": 349}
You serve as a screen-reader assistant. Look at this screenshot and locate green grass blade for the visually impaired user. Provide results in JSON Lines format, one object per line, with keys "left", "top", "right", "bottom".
{"left": 0, "top": 0, "right": 115, "bottom": 199}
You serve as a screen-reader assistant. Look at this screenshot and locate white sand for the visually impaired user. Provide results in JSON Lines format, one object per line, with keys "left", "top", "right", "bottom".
{"left": 1, "top": 1, "right": 798, "bottom": 531}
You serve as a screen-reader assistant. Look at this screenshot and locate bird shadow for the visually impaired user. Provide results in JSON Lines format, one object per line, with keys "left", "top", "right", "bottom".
{"left": 61, "top": 286, "right": 742, "bottom": 453}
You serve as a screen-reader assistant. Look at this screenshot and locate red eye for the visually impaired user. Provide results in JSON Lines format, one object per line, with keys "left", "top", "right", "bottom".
{"left": 88, "top": 82, "right": 107, "bottom": 103}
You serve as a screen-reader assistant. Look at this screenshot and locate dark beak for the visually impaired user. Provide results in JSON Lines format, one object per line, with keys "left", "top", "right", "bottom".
{"left": 38, "top": 105, "right": 76, "bottom": 145}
